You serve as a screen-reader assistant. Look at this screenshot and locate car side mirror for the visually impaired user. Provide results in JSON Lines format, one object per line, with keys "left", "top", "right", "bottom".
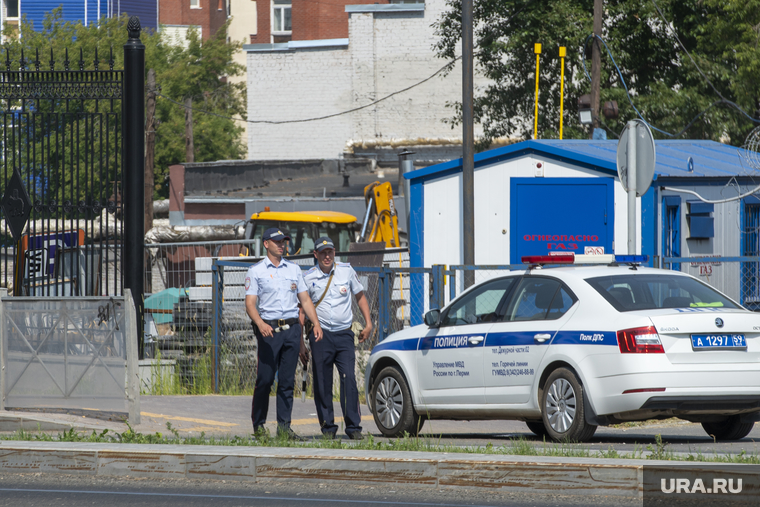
{"left": 424, "top": 309, "right": 440, "bottom": 328}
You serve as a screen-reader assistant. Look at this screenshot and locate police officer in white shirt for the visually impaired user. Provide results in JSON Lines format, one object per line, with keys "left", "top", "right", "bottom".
{"left": 245, "top": 228, "right": 323, "bottom": 440}
{"left": 302, "top": 237, "right": 372, "bottom": 439}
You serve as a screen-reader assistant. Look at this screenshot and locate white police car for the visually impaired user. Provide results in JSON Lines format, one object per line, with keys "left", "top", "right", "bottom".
{"left": 365, "top": 254, "right": 760, "bottom": 442}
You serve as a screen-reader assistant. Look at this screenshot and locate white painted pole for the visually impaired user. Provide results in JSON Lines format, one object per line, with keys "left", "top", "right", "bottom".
{"left": 0, "top": 288, "right": 6, "bottom": 411}
{"left": 125, "top": 289, "right": 141, "bottom": 424}
{"left": 627, "top": 121, "right": 637, "bottom": 255}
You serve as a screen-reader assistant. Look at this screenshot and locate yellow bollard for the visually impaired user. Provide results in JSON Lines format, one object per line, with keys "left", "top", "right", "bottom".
{"left": 533, "top": 43, "right": 542, "bottom": 140}
{"left": 559, "top": 46, "right": 566, "bottom": 140}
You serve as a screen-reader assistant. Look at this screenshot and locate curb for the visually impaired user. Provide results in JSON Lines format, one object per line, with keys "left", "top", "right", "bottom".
{"left": 0, "top": 441, "right": 646, "bottom": 498}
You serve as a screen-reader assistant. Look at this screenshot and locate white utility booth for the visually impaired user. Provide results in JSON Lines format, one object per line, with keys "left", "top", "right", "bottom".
{"left": 404, "top": 139, "right": 760, "bottom": 324}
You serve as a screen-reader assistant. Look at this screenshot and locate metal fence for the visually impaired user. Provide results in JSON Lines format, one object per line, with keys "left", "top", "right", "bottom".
{"left": 141, "top": 244, "right": 760, "bottom": 396}
{"left": 0, "top": 290, "right": 140, "bottom": 423}
{"left": 141, "top": 240, "right": 424, "bottom": 395}
{"left": 441, "top": 257, "right": 760, "bottom": 311}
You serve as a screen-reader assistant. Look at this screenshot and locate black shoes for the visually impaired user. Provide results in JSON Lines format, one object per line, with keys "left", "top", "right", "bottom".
{"left": 347, "top": 431, "right": 363, "bottom": 441}
{"left": 278, "top": 427, "right": 305, "bottom": 442}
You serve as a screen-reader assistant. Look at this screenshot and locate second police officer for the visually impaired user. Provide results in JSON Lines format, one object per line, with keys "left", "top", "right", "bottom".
{"left": 303, "top": 237, "right": 373, "bottom": 440}
{"left": 245, "top": 228, "right": 323, "bottom": 440}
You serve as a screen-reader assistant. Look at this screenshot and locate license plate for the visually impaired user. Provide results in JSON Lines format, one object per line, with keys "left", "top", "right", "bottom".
{"left": 691, "top": 334, "right": 747, "bottom": 349}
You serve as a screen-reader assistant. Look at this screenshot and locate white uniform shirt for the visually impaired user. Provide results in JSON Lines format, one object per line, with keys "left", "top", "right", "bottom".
{"left": 303, "top": 262, "right": 363, "bottom": 332}
{"left": 245, "top": 257, "right": 307, "bottom": 320}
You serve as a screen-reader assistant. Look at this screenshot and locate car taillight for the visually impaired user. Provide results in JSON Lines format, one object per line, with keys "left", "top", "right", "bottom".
{"left": 617, "top": 326, "right": 664, "bottom": 354}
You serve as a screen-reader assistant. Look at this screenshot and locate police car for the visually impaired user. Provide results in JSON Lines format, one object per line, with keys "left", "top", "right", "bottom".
{"left": 365, "top": 254, "right": 760, "bottom": 442}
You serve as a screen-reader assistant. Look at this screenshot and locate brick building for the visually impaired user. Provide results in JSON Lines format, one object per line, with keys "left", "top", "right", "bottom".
{"left": 249, "top": 0, "right": 387, "bottom": 44}
{"left": 159, "top": 0, "right": 229, "bottom": 42}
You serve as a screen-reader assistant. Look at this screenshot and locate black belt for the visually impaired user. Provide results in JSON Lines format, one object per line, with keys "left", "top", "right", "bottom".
{"left": 261, "top": 318, "right": 298, "bottom": 328}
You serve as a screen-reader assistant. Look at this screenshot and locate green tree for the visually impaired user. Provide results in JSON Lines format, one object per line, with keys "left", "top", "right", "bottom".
{"left": 434, "top": 0, "right": 756, "bottom": 146}
{"left": 146, "top": 25, "right": 247, "bottom": 198}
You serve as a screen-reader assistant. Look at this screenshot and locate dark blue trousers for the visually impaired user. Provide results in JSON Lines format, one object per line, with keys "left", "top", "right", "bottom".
{"left": 251, "top": 323, "right": 301, "bottom": 432}
{"left": 309, "top": 328, "right": 362, "bottom": 436}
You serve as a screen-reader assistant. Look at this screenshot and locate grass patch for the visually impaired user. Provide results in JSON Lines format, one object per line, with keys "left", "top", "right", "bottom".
{"left": 144, "top": 335, "right": 255, "bottom": 396}
{"left": 2, "top": 427, "right": 759, "bottom": 463}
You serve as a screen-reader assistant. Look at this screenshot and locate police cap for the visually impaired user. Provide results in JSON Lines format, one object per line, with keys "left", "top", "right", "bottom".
{"left": 263, "top": 227, "right": 291, "bottom": 241}
{"left": 314, "top": 237, "right": 335, "bottom": 252}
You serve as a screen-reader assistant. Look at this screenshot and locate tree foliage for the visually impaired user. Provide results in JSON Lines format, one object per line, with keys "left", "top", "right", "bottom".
{"left": 434, "top": 0, "right": 760, "bottom": 147}
{"left": 2, "top": 9, "right": 246, "bottom": 201}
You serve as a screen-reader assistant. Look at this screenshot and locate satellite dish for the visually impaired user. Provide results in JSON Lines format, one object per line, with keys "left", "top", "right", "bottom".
{"left": 616, "top": 120, "right": 656, "bottom": 197}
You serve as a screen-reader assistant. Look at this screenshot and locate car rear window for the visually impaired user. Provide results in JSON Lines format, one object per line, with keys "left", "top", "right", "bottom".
{"left": 585, "top": 274, "right": 741, "bottom": 312}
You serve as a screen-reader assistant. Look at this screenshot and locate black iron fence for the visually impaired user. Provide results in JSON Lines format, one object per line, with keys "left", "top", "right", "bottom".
{"left": 0, "top": 46, "right": 125, "bottom": 297}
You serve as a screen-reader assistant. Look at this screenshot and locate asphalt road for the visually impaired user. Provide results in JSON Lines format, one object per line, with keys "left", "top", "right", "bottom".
{"left": 0, "top": 474, "right": 642, "bottom": 507}
{"left": 4, "top": 394, "right": 759, "bottom": 458}
{"left": 138, "top": 395, "right": 760, "bottom": 457}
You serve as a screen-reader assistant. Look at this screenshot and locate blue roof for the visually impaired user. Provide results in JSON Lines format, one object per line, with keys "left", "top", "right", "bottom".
{"left": 405, "top": 139, "right": 754, "bottom": 182}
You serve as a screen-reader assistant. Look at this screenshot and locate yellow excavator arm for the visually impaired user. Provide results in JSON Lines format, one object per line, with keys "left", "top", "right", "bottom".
{"left": 359, "top": 181, "right": 400, "bottom": 248}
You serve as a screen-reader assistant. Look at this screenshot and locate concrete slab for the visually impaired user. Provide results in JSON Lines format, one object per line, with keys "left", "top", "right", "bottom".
{"left": 0, "top": 440, "right": 647, "bottom": 498}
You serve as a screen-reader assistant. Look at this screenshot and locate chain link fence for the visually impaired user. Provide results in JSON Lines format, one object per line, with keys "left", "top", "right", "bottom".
{"left": 144, "top": 248, "right": 760, "bottom": 397}
{"left": 141, "top": 241, "right": 421, "bottom": 397}
{"left": 443, "top": 258, "right": 760, "bottom": 314}
{"left": 662, "top": 256, "right": 760, "bottom": 311}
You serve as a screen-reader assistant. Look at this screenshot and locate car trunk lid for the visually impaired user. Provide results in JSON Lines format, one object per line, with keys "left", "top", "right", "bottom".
{"left": 647, "top": 309, "right": 760, "bottom": 364}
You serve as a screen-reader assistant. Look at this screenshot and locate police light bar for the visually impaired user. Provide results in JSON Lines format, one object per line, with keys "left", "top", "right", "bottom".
{"left": 521, "top": 253, "right": 648, "bottom": 265}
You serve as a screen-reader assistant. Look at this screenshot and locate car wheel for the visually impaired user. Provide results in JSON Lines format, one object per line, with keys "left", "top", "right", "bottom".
{"left": 525, "top": 420, "right": 548, "bottom": 438}
{"left": 372, "top": 366, "right": 424, "bottom": 437}
{"left": 701, "top": 417, "right": 755, "bottom": 441}
{"left": 541, "top": 368, "right": 597, "bottom": 442}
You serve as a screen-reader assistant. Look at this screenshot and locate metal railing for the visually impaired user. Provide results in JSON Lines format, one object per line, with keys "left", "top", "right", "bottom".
{"left": 142, "top": 240, "right": 423, "bottom": 394}
{"left": 141, "top": 240, "right": 760, "bottom": 395}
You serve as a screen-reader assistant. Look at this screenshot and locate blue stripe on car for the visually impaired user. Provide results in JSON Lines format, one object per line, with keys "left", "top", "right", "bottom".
{"left": 552, "top": 331, "right": 618, "bottom": 346}
{"left": 485, "top": 332, "right": 547, "bottom": 347}
{"left": 418, "top": 334, "right": 486, "bottom": 350}
{"left": 372, "top": 330, "right": 618, "bottom": 355}
{"left": 372, "top": 337, "right": 420, "bottom": 354}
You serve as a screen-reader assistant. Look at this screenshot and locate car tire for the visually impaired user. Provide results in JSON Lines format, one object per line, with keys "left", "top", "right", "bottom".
{"left": 371, "top": 366, "right": 424, "bottom": 437}
{"left": 541, "top": 368, "right": 597, "bottom": 442}
{"left": 701, "top": 417, "right": 755, "bottom": 441}
{"left": 525, "top": 420, "right": 549, "bottom": 438}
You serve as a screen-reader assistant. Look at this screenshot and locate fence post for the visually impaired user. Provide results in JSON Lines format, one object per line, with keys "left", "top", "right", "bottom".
{"left": 211, "top": 260, "right": 223, "bottom": 393}
{"left": 430, "top": 265, "right": 446, "bottom": 309}
{"left": 124, "top": 289, "right": 141, "bottom": 424}
{"left": 377, "top": 268, "right": 387, "bottom": 342}
{"left": 449, "top": 268, "right": 457, "bottom": 303}
{"left": 0, "top": 288, "right": 6, "bottom": 411}
{"left": 123, "top": 17, "right": 145, "bottom": 358}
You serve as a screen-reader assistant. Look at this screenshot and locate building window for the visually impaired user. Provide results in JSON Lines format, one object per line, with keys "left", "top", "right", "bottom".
{"left": 272, "top": 0, "right": 291, "bottom": 34}
{"left": 190, "top": 0, "right": 201, "bottom": 9}
{"left": 6, "top": 0, "right": 19, "bottom": 18}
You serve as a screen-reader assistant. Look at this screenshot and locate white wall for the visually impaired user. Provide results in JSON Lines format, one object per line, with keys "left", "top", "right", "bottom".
{"left": 245, "top": 0, "right": 484, "bottom": 160}
{"left": 228, "top": 0, "right": 259, "bottom": 157}
{"left": 161, "top": 25, "right": 201, "bottom": 48}
{"left": 422, "top": 155, "right": 639, "bottom": 267}
{"left": 246, "top": 44, "right": 354, "bottom": 160}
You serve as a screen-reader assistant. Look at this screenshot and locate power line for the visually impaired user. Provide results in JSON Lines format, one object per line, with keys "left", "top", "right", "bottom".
{"left": 581, "top": 34, "right": 758, "bottom": 138}
{"left": 154, "top": 56, "right": 460, "bottom": 125}
{"left": 649, "top": 0, "right": 759, "bottom": 125}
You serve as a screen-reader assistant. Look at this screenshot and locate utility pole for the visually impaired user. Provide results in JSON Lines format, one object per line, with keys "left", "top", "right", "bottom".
{"left": 590, "top": 0, "right": 603, "bottom": 133}
{"left": 185, "top": 97, "right": 194, "bottom": 163}
{"left": 462, "top": 0, "right": 475, "bottom": 287}
{"left": 145, "top": 69, "right": 156, "bottom": 235}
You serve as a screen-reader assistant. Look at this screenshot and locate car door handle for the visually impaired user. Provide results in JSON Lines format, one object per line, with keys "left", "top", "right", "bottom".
{"left": 534, "top": 333, "right": 552, "bottom": 343}
{"left": 468, "top": 336, "right": 484, "bottom": 345}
